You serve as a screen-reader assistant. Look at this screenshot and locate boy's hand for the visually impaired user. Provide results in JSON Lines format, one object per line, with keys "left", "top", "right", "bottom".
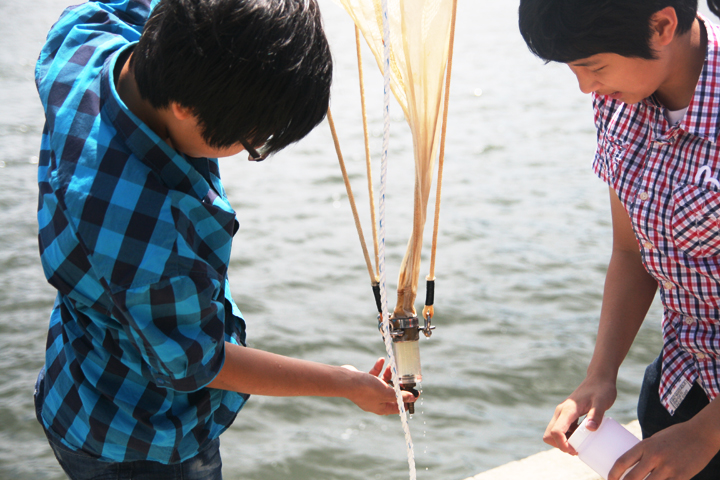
{"left": 342, "top": 357, "right": 417, "bottom": 416}
{"left": 544, "top": 376, "right": 617, "bottom": 454}
{"left": 607, "top": 421, "right": 715, "bottom": 480}
{"left": 608, "top": 397, "right": 720, "bottom": 480}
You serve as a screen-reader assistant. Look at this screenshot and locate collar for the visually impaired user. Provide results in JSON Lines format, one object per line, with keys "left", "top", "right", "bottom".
{"left": 674, "top": 14, "right": 720, "bottom": 143}
{"left": 100, "top": 43, "right": 213, "bottom": 201}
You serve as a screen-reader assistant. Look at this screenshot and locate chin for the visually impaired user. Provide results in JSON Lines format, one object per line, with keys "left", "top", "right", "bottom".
{"left": 179, "top": 148, "right": 208, "bottom": 158}
{"left": 622, "top": 96, "right": 645, "bottom": 105}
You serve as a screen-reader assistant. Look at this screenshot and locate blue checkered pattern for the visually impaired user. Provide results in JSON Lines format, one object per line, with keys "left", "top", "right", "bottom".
{"left": 592, "top": 15, "right": 720, "bottom": 415}
{"left": 35, "top": 0, "right": 249, "bottom": 463}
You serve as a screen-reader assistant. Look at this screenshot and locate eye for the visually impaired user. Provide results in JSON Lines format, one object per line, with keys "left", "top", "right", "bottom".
{"left": 592, "top": 66, "right": 606, "bottom": 73}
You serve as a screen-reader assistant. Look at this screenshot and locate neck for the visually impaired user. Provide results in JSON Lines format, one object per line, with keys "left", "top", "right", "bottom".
{"left": 116, "top": 53, "right": 172, "bottom": 142}
{"left": 655, "top": 18, "right": 707, "bottom": 111}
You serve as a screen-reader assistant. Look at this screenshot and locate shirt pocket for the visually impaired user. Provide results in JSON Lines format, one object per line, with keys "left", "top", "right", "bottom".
{"left": 670, "top": 184, "right": 720, "bottom": 258}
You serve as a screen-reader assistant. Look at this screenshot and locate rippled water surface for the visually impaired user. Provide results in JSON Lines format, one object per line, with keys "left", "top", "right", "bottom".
{"left": 0, "top": 1, "right": 678, "bottom": 479}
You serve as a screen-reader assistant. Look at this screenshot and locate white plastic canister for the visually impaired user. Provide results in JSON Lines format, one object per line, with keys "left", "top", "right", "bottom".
{"left": 568, "top": 417, "right": 641, "bottom": 480}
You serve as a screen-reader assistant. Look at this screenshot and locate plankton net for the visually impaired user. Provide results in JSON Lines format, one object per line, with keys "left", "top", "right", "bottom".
{"left": 328, "top": 3, "right": 457, "bottom": 473}
{"left": 334, "top": 0, "right": 456, "bottom": 320}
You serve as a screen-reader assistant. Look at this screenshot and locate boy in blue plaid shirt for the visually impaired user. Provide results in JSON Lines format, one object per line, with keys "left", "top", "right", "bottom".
{"left": 33, "top": 1, "right": 416, "bottom": 478}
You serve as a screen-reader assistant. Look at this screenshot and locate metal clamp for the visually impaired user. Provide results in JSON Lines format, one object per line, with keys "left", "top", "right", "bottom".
{"left": 422, "top": 314, "right": 436, "bottom": 338}
{"left": 390, "top": 316, "right": 419, "bottom": 342}
{"left": 378, "top": 314, "right": 436, "bottom": 339}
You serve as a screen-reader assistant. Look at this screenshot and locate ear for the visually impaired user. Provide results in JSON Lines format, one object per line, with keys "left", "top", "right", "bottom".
{"left": 650, "top": 6, "right": 679, "bottom": 48}
{"left": 169, "top": 102, "right": 194, "bottom": 121}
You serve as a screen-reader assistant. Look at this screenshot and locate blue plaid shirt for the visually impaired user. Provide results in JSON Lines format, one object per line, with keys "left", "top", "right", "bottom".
{"left": 35, "top": 0, "right": 249, "bottom": 463}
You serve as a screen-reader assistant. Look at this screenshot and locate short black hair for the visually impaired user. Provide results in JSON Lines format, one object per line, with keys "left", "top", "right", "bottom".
{"left": 518, "top": 0, "right": 716, "bottom": 63}
{"left": 132, "top": 0, "right": 333, "bottom": 156}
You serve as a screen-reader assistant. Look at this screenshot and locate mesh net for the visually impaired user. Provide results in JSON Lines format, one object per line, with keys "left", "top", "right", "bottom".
{"left": 334, "top": 0, "right": 453, "bottom": 317}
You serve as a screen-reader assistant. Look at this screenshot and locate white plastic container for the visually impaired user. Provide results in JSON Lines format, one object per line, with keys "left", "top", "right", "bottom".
{"left": 392, "top": 339, "right": 422, "bottom": 384}
{"left": 568, "top": 417, "right": 640, "bottom": 480}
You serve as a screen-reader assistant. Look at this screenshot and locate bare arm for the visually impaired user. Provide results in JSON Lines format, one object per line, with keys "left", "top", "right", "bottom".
{"left": 586, "top": 187, "right": 659, "bottom": 386}
{"left": 544, "top": 187, "right": 658, "bottom": 453}
{"left": 207, "top": 342, "right": 416, "bottom": 415}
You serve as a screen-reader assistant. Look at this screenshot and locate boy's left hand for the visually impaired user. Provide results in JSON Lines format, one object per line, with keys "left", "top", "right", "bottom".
{"left": 607, "top": 420, "right": 718, "bottom": 480}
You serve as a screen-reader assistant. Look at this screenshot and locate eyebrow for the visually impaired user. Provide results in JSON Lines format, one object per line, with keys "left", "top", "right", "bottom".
{"left": 570, "top": 59, "right": 601, "bottom": 68}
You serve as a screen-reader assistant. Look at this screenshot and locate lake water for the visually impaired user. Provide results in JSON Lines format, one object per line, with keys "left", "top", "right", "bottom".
{"left": 2, "top": 0, "right": 698, "bottom": 479}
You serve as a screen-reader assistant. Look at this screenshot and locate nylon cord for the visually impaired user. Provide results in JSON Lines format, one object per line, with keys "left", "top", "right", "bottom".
{"left": 378, "top": 1, "right": 416, "bottom": 478}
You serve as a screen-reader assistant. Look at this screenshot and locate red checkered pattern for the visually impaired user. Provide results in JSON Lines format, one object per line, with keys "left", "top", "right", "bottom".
{"left": 592, "top": 15, "right": 720, "bottom": 415}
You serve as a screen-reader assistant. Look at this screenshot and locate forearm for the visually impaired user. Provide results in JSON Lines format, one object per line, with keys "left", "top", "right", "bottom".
{"left": 206, "top": 342, "right": 410, "bottom": 416}
{"left": 208, "top": 342, "right": 358, "bottom": 398}
{"left": 586, "top": 248, "right": 658, "bottom": 381}
{"left": 691, "top": 395, "right": 720, "bottom": 450}
{"left": 544, "top": 188, "right": 659, "bottom": 452}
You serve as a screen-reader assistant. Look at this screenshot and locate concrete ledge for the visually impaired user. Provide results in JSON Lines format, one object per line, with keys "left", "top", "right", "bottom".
{"left": 464, "top": 421, "right": 641, "bottom": 480}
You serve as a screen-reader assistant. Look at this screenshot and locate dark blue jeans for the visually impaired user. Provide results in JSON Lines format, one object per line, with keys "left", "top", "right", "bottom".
{"left": 637, "top": 356, "right": 720, "bottom": 479}
{"left": 34, "top": 368, "right": 223, "bottom": 480}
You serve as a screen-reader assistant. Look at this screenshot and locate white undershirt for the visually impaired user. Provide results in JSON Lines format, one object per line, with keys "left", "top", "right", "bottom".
{"left": 664, "top": 106, "right": 689, "bottom": 126}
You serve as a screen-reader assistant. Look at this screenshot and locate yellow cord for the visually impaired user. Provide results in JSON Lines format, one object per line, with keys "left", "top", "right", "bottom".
{"left": 356, "top": 25, "right": 381, "bottom": 280}
{"left": 327, "top": 108, "right": 378, "bottom": 285}
{"left": 424, "top": 0, "right": 458, "bottom": 321}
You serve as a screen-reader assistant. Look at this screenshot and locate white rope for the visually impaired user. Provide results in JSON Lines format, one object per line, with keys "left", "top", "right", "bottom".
{"left": 378, "top": 0, "right": 416, "bottom": 478}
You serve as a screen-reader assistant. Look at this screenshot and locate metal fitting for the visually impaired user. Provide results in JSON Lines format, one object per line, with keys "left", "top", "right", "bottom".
{"left": 390, "top": 316, "right": 420, "bottom": 342}
{"left": 421, "top": 314, "right": 436, "bottom": 338}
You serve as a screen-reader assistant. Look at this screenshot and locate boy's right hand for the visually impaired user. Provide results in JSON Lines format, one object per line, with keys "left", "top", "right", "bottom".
{"left": 342, "top": 357, "right": 417, "bottom": 416}
{"left": 543, "top": 376, "right": 618, "bottom": 455}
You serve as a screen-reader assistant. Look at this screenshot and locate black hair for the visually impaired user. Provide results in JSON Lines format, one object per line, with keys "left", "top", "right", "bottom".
{"left": 711, "top": 0, "right": 720, "bottom": 15}
{"left": 132, "top": 0, "right": 333, "bottom": 156}
{"left": 519, "top": 0, "right": 720, "bottom": 63}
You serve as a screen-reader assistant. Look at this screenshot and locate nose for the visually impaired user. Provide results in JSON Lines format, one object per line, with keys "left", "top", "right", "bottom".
{"left": 570, "top": 68, "right": 600, "bottom": 94}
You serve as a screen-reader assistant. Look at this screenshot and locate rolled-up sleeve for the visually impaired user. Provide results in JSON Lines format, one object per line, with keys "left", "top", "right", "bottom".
{"left": 116, "top": 273, "right": 227, "bottom": 392}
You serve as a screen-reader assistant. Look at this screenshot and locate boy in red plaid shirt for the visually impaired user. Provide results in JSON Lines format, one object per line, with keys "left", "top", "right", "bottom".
{"left": 520, "top": 1, "right": 720, "bottom": 479}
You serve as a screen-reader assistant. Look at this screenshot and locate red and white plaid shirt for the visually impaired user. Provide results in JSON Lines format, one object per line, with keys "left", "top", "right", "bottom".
{"left": 592, "top": 15, "right": 720, "bottom": 415}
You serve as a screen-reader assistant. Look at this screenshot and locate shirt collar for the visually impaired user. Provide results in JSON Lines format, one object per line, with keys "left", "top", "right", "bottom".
{"left": 100, "top": 43, "right": 212, "bottom": 201}
{"left": 679, "top": 14, "right": 720, "bottom": 143}
{"left": 638, "top": 15, "right": 720, "bottom": 142}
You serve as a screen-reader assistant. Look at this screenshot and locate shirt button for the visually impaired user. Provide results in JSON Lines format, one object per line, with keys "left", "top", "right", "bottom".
{"left": 697, "top": 352, "right": 707, "bottom": 360}
{"left": 684, "top": 317, "right": 695, "bottom": 325}
{"left": 643, "top": 241, "right": 653, "bottom": 250}
{"left": 639, "top": 192, "right": 649, "bottom": 201}
{"left": 663, "top": 281, "right": 673, "bottom": 289}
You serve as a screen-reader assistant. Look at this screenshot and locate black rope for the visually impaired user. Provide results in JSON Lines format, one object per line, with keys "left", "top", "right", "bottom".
{"left": 372, "top": 283, "right": 382, "bottom": 314}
